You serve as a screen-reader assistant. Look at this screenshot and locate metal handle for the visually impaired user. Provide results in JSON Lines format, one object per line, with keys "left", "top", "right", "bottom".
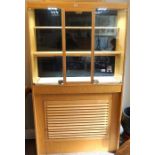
{"left": 58, "top": 80, "right": 64, "bottom": 85}
{"left": 93, "top": 80, "right": 99, "bottom": 84}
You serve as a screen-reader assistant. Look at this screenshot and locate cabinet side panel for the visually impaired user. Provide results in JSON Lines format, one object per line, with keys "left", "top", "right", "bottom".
{"left": 115, "top": 10, "right": 127, "bottom": 77}
{"left": 108, "top": 93, "right": 122, "bottom": 152}
{"left": 32, "top": 93, "right": 46, "bottom": 155}
{"left": 27, "top": 10, "right": 38, "bottom": 83}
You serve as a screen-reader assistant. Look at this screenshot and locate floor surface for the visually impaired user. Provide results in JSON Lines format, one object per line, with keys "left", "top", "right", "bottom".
{"left": 25, "top": 139, "right": 36, "bottom": 155}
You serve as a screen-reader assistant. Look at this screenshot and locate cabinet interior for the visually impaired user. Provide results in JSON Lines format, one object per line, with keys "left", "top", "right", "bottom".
{"left": 28, "top": 7, "right": 127, "bottom": 84}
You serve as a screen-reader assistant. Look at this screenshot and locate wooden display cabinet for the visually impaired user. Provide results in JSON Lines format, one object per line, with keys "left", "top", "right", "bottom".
{"left": 26, "top": 0, "right": 128, "bottom": 154}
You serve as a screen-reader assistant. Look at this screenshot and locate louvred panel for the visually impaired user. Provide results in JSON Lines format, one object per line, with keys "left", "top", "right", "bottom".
{"left": 45, "top": 100, "right": 111, "bottom": 140}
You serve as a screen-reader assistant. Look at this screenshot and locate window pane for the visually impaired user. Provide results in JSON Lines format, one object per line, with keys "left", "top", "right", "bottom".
{"left": 66, "top": 30, "right": 91, "bottom": 51}
{"left": 95, "top": 34, "right": 116, "bottom": 51}
{"left": 95, "top": 9, "right": 117, "bottom": 51}
{"left": 36, "top": 29, "right": 62, "bottom": 51}
{"left": 94, "top": 56, "right": 115, "bottom": 76}
{"left": 35, "top": 9, "right": 61, "bottom": 26}
{"left": 95, "top": 9, "right": 117, "bottom": 27}
{"left": 66, "top": 57, "right": 91, "bottom": 77}
{"left": 38, "top": 57, "right": 62, "bottom": 77}
{"left": 65, "top": 12, "right": 91, "bottom": 26}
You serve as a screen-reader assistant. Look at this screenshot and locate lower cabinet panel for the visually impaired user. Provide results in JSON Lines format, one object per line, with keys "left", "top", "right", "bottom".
{"left": 33, "top": 92, "right": 121, "bottom": 154}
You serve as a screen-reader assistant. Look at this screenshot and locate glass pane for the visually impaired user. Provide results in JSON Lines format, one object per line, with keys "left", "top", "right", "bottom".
{"left": 36, "top": 29, "right": 62, "bottom": 51}
{"left": 95, "top": 9, "right": 117, "bottom": 51}
{"left": 38, "top": 57, "right": 62, "bottom": 77}
{"left": 35, "top": 9, "right": 61, "bottom": 26}
{"left": 95, "top": 34, "right": 116, "bottom": 51}
{"left": 66, "top": 57, "right": 91, "bottom": 77}
{"left": 65, "top": 12, "right": 91, "bottom": 26}
{"left": 95, "top": 9, "right": 117, "bottom": 27}
{"left": 66, "top": 30, "right": 91, "bottom": 51}
{"left": 94, "top": 56, "right": 115, "bottom": 76}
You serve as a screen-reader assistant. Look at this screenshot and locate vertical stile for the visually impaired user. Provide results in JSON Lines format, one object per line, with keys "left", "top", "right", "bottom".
{"left": 28, "top": 9, "right": 38, "bottom": 83}
{"left": 61, "top": 9, "right": 66, "bottom": 83}
{"left": 115, "top": 10, "right": 127, "bottom": 78}
{"left": 91, "top": 10, "right": 95, "bottom": 83}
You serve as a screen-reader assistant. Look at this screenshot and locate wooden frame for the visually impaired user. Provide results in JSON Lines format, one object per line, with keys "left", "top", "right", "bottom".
{"left": 32, "top": 85, "right": 122, "bottom": 154}
{"left": 27, "top": 1, "right": 128, "bottom": 154}
{"left": 27, "top": 2, "right": 128, "bottom": 85}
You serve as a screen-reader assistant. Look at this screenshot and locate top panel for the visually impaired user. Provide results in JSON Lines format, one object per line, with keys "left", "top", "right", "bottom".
{"left": 35, "top": 9, "right": 61, "bottom": 26}
{"left": 27, "top": 1, "right": 128, "bottom": 10}
{"left": 65, "top": 12, "right": 92, "bottom": 26}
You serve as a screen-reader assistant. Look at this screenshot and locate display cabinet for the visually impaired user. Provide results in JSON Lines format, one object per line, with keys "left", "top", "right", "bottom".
{"left": 27, "top": 0, "right": 128, "bottom": 154}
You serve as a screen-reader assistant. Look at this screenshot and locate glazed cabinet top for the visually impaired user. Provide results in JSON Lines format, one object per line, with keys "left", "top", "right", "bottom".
{"left": 27, "top": 0, "right": 128, "bottom": 86}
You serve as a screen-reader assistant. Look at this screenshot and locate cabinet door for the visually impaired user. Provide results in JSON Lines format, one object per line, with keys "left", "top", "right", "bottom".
{"left": 33, "top": 93, "right": 121, "bottom": 154}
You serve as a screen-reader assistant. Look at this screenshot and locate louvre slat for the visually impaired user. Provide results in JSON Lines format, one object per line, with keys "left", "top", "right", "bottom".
{"left": 45, "top": 100, "right": 110, "bottom": 139}
{"left": 46, "top": 102, "right": 109, "bottom": 107}
{"left": 47, "top": 107, "right": 109, "bottom": 111}
{"left": 48, "top": 134, "right": 107, "bottom": 139}
{"left": 47, "top": 120, "right": 108, "bottom": 124}
{"left": 47, "top": 112, "right": 109, "bottom": 117}
{"left": 48, "top": 131, "right": 108, "bottom": 135}
{"left": 46, "top": 114, "right": 109, "bottom": 119}
{"left": 47, "top": 108, "right": 109, "bottom": 113}
{"left": 48, "top": 127, "right": 108, "bottom": 131}
{"left": 48, "top": 124, "right": 108, "bottom": 128}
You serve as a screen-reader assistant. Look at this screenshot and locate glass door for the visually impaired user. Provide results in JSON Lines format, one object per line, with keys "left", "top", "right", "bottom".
{"left": 65, "top": 11, "right": 92, "bottom": 82}
{"left": 29, "top": 7, "right": 126, "bottom": 84}
{"left": 34, "top": 8, "right": 63, "bottom": 84}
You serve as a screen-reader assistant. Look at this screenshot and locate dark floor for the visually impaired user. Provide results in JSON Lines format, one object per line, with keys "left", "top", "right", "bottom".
{"left": 25, "top": 139, "right": 36, "bottom": 155}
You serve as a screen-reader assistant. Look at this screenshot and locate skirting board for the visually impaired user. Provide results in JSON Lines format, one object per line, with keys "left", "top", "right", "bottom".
{"left": 25, "top": 129, "right": 35, "bottom": 139}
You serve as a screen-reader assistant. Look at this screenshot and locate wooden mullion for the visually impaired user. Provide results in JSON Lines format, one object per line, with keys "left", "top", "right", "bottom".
{"left": 62, "top": 9, "right": 66, "bottom": 83}
{"left": 91, "top": 10, "right": 95, "bottom": 83}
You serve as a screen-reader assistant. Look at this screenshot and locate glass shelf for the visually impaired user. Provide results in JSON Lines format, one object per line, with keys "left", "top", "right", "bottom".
{"left": 65, "top": 26, "right": 92, "bottom": 29}
{"left": 94, "top": 51, "right": 121, "bottom": 56}
{"left": 33, "top": 51, "right": 63, "bottom": 57}
{"left": 35, "top": 26, "right": 62, "bottom": 29}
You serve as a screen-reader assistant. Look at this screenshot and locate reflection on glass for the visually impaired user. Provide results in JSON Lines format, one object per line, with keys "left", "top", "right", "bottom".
{"left": 95, "top": 9, "right": 117, "bottom": 51}
{"left": 66, "top": 57, "right": 91, "bottom": 77}
{"left": 66, "top": 30, "right": 91, "bottom": 51}
{"left": 95, "top": 34, "right": 116, "bottom": 51}
{"left": 95, "top": 9, "right": 117, "bottom": 27}
{"left": 36, "top": 29, "right": 62, "bottom": 51}
{"left": 38, "top": 57, "right": 62, "bottom": 77}
{"left": 94, "top": 56, "right": 115, "bottom": 76}
{"left": 35, "top": 9, "right": 61, "bottom": 26}
{"left": 65, "top": 12, "right": 91, "bottom": 26}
